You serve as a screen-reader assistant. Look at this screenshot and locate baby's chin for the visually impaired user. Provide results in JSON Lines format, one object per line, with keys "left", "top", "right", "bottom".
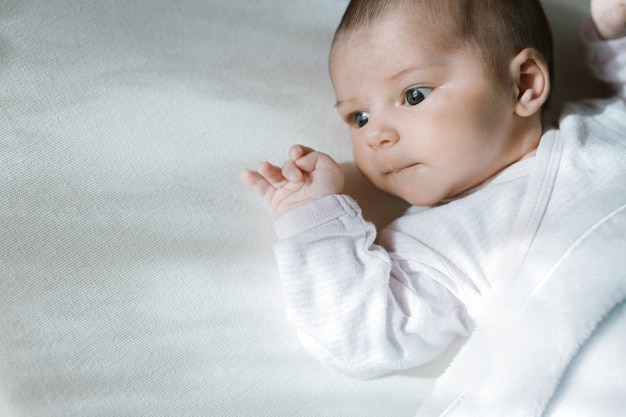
{"left": 380, "top": 186, "right": 446, "bottom": 208}
{"left": 357, "top": 167, "right": 449, "bottom": 207}
{"left": 403, "top": 195, "right": 445, "bottom": 208}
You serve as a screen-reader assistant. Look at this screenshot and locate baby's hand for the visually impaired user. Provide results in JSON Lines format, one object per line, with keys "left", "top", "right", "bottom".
{"left": 241, "top": 145, "right": 345, "bottom": 216}
{"left": 591, "top": 0, "right": 626, "bottom": 39}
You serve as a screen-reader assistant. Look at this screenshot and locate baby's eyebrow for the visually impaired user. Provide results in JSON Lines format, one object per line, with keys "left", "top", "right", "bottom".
{"left": 333, "top": 62, "right": 438, "bottom": 109}
{"left": 388, "top": 63, "right": 432, "bottom": 82}
{"left": 334, "top": 97, "right": 363, "bottom": 109}
{"left": 334, "top": 98, "right": 355, "bottom": 110}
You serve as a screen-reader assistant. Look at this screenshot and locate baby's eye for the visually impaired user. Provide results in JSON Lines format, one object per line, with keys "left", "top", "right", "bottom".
{"left": 404, "top": 87, "right": 433, "bottom": 106}
{"left": 352, "top": 111, "right": 369, "bottom": 128}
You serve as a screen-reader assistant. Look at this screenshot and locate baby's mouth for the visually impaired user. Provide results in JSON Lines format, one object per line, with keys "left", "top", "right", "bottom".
{"left": 387, "top": 163, "right": 420, "bottom": 175}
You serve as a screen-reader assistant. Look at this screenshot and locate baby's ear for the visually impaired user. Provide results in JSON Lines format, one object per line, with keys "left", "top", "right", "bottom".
{"left": 510, "top": 48, "right": 551, "bottom": 117}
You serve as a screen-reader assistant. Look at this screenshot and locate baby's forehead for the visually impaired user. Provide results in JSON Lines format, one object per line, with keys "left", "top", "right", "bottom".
{"left": 331, "top": 11, "right": 464, "bottom": 59}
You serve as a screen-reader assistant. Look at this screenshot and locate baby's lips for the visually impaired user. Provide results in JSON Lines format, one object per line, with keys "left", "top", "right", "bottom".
{"left": 386, "top": 162, "right": 420, "bottom": 174}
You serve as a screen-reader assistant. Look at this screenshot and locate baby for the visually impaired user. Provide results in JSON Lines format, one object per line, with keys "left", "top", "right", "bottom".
{"left": 242, "top": 0, "right": 626, "bottom": 388}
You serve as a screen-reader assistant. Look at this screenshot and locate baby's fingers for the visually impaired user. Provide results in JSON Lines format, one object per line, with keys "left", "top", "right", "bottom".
{"left": 289, "top": 144, "right": 316, "bottom": 161}
{"left": 240, "top": 161, "right": 287, "bottom": 199}
{"left": 258, "top": 161, "right": 289, "bottom": 187}
{"left": 240, "top": 168, "right": 275, "bottom": 199}
{"left": 281, "top": 159, "right": 304, "bottom": 183}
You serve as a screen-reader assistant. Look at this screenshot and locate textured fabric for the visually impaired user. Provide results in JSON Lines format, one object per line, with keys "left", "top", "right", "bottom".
{"left": 0, "top": 0, "right": 435, "bottom": 416}
{"left": 0, "top": 0, "right": 615, "bottom": 416}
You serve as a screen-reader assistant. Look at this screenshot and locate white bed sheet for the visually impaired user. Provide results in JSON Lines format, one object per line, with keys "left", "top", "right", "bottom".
{"left": 0, "top": 0, "right": 604, "bottom": 416}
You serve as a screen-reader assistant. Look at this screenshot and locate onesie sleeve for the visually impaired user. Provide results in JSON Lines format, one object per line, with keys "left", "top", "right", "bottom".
{"left": 582, "top": 18, "right": 626, "bottom": 98}
{"left": 273, "top": 194, "right": 471, "bottom": 379}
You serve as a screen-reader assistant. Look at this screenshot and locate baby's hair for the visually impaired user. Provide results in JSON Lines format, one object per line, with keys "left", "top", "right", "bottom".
{"left": 332, "top": 0, "right": 553, "bottom": 83}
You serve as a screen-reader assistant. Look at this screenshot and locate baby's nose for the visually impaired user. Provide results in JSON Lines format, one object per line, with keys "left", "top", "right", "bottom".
{"left": 368, "top": 126, "right": 399, "bottom": 149}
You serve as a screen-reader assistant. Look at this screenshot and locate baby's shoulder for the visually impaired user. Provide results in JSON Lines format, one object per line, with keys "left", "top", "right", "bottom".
{"left": 561, "top": 96, "right": 626, "bottom": 134}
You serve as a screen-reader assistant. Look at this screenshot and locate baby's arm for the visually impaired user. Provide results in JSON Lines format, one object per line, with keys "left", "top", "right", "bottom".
{"left": 273, "top": 195, "right": 471, "bottom": 379}
{"left": 243, "top": 148, "right": 470, "bottom": 378}
{"left": 241, "top": 145, "right": 345, "bottom": 216}
{"left": 591, "top": 0, "right": 626, "bottom": 39}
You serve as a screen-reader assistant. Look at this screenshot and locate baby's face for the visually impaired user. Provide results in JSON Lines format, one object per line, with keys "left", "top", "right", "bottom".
{"left": 330, "top": 13, "right": 524, "bottom": 206}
